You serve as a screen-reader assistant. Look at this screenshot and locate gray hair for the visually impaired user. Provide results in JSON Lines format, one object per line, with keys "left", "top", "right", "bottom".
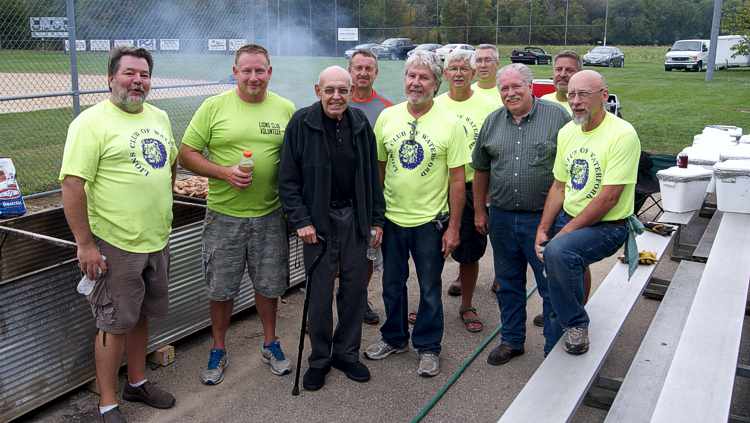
{"left": 471, "top": 44, "right": 499, "bottom": 67}
{"left": 496, "top": 63, "right": 534, "bottom": 85}
{"left": 553, "top": 50, "right": 583, "bottom": 70}
{"left": 316, "top": 65, "right": 352, "bottom": 87}
{"left": 445, "top": 49, "right": 475, "bottom": 70}
{"left": 404, "top": 50, "right": 443, "bottom": 93}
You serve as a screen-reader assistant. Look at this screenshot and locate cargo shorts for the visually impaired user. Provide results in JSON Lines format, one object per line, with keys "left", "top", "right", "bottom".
{"left": 202, "top": 208, "right": 289, "bottom": 300}
{"left": 88, "top": 238, "right": 170, "bottom": 335}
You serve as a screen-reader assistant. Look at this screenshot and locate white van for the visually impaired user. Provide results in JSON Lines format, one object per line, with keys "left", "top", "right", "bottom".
{"left": 665, "top": 36, "right": 750, "bottom": 71}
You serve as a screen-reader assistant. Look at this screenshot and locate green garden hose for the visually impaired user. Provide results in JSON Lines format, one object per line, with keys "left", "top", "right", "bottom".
{"left": 410, "top": 285, "right": 539, "bottom": 423}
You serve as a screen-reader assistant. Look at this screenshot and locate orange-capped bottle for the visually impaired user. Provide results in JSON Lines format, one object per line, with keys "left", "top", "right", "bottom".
{"left": 238, "top": 150, "right": 254, "bottom": 173}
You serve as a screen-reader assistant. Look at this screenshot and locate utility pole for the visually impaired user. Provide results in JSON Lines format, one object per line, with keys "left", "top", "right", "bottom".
{"left": 603, "top": 0, "right": 609, "bottom": 45}
{"left": 334, "top": 0, "right": 338, "bottom": 57}
{"left": 528, "top": 0, "right": 532, "bottom": 44}
{"left": 277, "top": 0, "right": 280, "bottom": 55}
{"left": 465, "top": 0, "right": 469, "bottom": 43}
{"left": 495, "top": 0, "right": 500, "bottom": 46}
{"left": 564, "top": 0, "right": 569, "bottom": 45}
{"left": 706, "top": 0, "right": 723, "bottom": 81}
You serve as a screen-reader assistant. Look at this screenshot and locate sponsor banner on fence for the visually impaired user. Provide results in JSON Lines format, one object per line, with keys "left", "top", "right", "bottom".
{"left": 136, "top": 38, "right": 156, "bottom": 50}
{"left": 208, "top": 39, "right": 227, "bottom": 51}
{"left": 113, "top": 39, "right": 134, "bottom": 47}
{"left": 160, "top": 39, "right": 180, "bottom": 51}
{"left": 64, "top": 39, "right": 87, "bottom": 51}
{"left": 337, "top": 28, "right": 359, "bottom": 41}
{"left": 228, "top": 39, "right": 247, "bottom": 51}
{"left": 90, "top": 39, "right": 110, "bottom": 51}
{"left": 30, "top": 16, "right": 68, "bottom": 38}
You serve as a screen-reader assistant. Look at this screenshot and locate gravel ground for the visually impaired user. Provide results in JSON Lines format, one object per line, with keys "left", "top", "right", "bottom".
{"left": 13, "top": 196, "right": 750, "bottom": 423}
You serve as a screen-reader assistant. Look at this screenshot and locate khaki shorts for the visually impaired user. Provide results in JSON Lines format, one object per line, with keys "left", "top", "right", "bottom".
{"left": 202, "top": 208, "right": 289, "bottom": 300}
{"left": 88, "top": 238, "right": 170, "bottom": 334}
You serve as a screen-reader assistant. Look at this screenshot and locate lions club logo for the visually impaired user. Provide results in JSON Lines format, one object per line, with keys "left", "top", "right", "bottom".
{"left": 141, "top": 138, "right": 168, "bottom": 169}
{"left": 399, "top": 139, "right": 424, "bottom": 170}
{"left": 570, "top": 159, "right": 589, "bottom": 190}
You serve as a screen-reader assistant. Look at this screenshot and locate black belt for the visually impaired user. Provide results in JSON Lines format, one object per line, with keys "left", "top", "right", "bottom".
{"left": 330, "top": 199, "right": 353, "bottom": 209}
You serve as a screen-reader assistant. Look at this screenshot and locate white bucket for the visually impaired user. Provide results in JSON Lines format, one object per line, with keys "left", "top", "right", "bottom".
{"left": 740, "top": 135, "right": 750, "bottom": 145}
{"left": 719, "top": 144, "right": 750, "bottom": 162}
{"left": 714, "top": 160, "right": 750, "bottom": 214}
{"left": 657, "top": 166, "right": 713, "bottom": 213}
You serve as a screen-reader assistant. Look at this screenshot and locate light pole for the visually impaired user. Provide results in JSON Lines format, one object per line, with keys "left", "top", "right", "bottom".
{"left": 495, "top": 0, "right": 500, "bottom": 45}
{"left": 564, "top": 0, "right": 569, "bottom": 45}
{"left": 603, "top": 0, "right": 609, "bottom": 46}
{"left": 528, "top": 0, "right": 532, "bottom": 44}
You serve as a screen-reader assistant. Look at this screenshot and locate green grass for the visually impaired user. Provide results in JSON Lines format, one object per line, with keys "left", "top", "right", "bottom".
{"left": 1, "top": 46, "right": 749, "bottom": 194}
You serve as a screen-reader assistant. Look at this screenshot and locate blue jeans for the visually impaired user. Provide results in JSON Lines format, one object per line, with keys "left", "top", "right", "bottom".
{"left": 544, "top": 212, "right": 628, "bottom": 346}
{"left": 380, "top": 218, "right": 445, "bottom": 354}
{"left": 489, "top": 208, "right": 556, "bottom": 353}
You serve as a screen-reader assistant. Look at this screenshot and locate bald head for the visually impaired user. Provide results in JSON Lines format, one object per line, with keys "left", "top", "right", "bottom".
{"left": 568, "top": 70, "right": 607, "bottom": 92}
{"left": 317, "top": 65, "right": 353, "bottom": 87}
{"left": 315, "top": 65, "right": 352, "bottom": 120}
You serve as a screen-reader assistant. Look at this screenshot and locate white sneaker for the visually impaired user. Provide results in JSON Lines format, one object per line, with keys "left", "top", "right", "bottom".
{"left": 364, "top": 339, "right": 408, "bottom": 360}
{"left": 261, "top": 340, "right": 291, "bottom": 376}
{"left": 417, "top": 352, "right": 440, "bottom": 377}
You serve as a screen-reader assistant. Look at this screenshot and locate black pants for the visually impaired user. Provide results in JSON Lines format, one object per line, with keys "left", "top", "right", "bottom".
{"left": 303, "top": 206, "right": 368, "bottom": 368}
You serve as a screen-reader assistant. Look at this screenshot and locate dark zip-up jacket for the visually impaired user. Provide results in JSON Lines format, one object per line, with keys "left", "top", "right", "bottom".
{"left": 279, "top": 102, "right": 385, "bottom": 239}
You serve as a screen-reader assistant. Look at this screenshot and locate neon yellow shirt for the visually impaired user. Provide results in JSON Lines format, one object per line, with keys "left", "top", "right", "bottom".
{"left": 375, "top": 101, "right": 468, "bottom": 227}
{"left": 471, "top": 82, "right": 502, "bottom": 105}
{"left": 59, "top": 100, "right": 177, "bottom": 253}
{"left": 553, "top": 112, "right": 641, "bottom": 221}
{"left": 435, "top": 92, "right": 498, "bottom": 182}
{"left": 181, "top": 90, "right": 295, "bottom": 218}
{"left": 540, "top": 92, "right": 572, "bottom": 116}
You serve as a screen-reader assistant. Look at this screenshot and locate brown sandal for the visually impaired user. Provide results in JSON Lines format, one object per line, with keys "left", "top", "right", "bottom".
{"left": 460, "top": 307, "right": 483, "bottom": 333}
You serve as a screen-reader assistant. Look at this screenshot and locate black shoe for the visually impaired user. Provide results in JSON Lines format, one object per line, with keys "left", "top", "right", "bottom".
{"left": 100, "top": 406, "right": 127, "bottom": 423}
{"left": 487, "top": 344, "right": 524, "bottom": 366}
{"left": 302, "top": 366, "right": 331, "bottom": 391}
{"left": 122, "top": 381, "right": 175, "bottom": 409}
{"left": 533, "top": 313, "right": 544, "bottom": 327}
{"left": 331, "top": 359, "right": 371, "bottom": 382}
{"left": 363, "top": 303, "right": 380, "bottom": 325}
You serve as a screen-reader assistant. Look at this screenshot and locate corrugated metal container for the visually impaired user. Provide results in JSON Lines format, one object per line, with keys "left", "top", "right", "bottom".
{"left": 0, "top": 202, "right": 305, "bottom": 422}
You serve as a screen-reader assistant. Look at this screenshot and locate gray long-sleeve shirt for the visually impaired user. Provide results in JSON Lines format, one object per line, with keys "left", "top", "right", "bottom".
{"left": 472, "top": 98, "right": 570, "bottom": 212}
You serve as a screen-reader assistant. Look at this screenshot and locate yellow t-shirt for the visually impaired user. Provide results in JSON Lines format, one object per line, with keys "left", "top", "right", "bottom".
{"left": 435, "top": 92, "right": 498, "bottom": 182}
{"left": 375, "top": 101, "right": 468, "bottom": 227}
{"left": 59, "top": 100, "right": 177, "bottom": 253}
{"left": 181, "top": 90, "right": 295, "bottom": 218}
{"left": 540, "top": 92, "right": 572, "bottom": 116}
{"left": 472, "top": 82, "right": 502, "bottom": 106}
{"left": 553, "top": 112, "right": 641, "bottom": 221}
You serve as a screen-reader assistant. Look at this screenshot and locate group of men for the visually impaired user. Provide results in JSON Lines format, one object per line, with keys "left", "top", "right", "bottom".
{"left": 59, "top": 41, "right": 639, "bottom": 422}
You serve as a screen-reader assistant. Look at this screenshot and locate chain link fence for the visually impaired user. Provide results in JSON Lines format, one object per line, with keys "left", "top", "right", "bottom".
{"left": 1, "top": 0, "right": 603, "bottom": 195}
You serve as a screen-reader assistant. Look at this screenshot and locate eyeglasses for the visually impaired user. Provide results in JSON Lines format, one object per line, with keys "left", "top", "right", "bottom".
{"left": 566, "top": 88, "right": 604, "bottom": 100}
{"left": 446, "top": 66, "right": 472, "bottom": 73}
{"left": 322, "top": 87, "right": 350, "bottom": 96}
{"left": 408, "top": 120, "right": 417, "bottom": 141}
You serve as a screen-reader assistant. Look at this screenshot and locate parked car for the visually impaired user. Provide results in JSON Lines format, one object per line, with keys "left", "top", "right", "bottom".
{"left": 583, "top": 46, "right": 625, "bottom": 67}
{"left": 344, "top": 43, "right": 386, "bottom": 59}
{"left": 407, "top": 43, "right": 443, "bottom": 57}
{"left": 510, "top": 47, "right": 552, "bottom": 65}
{"left": 378, "top": 38, "right": 416, "bottom": 60}
{"left": 435, "top": 43, "right": 475, "bottom": 61}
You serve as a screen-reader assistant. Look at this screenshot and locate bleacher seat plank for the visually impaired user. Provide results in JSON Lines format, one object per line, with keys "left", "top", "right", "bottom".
{"left": 650, "top": 212, "right": 750, "bottom": 423}
{"left": 498, "top": 230, "right": 674, "bottom": 423}
{"left": 604, "top": 261, "right": 706, "bottom": 423}
{"left": 657, "top": 210, "right": 695, "bottom": 226}
{"left": 692, "top": 211, "right": 723, "bottom": 260}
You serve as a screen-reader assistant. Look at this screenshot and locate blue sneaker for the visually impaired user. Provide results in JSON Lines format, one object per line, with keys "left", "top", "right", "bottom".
{"left": 261, "top": 340, "right": 291, "bottom": 376}
{"left": 200, "top": 348, "right": 228, "bottom": 385}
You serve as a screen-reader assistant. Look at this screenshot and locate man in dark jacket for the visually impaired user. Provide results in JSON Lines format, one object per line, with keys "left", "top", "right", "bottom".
{"left": 279, "top": 65, "right": 386, "bottom": 391}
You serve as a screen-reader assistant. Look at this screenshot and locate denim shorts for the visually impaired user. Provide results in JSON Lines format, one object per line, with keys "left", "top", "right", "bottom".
{"left": 202, "top": 208, "right": 289, "bottom": 300}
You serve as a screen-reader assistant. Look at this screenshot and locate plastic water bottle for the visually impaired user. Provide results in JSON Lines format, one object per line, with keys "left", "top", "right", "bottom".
{"left": 238, "top": 151, "right": 255, "bottom": 174}
{"left": 367, "top": 229, "right": 378, "bottom": 261}
{"left": 76, "top": 255, "right": 106, "bottom": 296}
